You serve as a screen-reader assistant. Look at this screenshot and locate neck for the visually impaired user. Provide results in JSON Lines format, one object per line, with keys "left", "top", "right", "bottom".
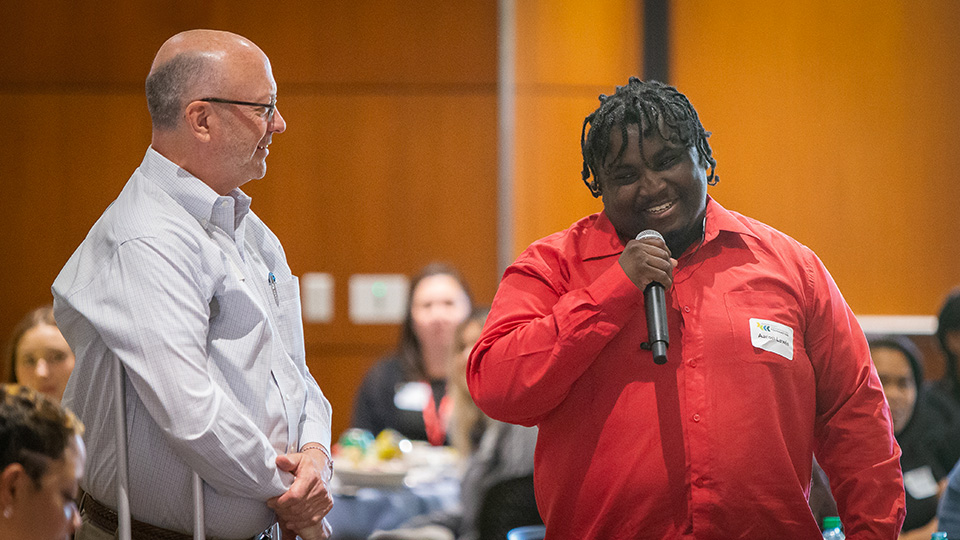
{"left": 664, "top": 215, "right": 706, "bottom": 258}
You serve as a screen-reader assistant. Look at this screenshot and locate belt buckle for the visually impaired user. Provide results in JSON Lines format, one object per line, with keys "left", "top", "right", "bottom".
{"left": 254, "top": 522, "right": 279, "bottom": 540}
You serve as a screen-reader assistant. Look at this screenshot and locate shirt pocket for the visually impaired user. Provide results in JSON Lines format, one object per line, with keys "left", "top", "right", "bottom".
{"left": 723, "top": 290, "right": 806, "bottom": 367}
{"left": 272, "top": 274, "right": 305, "bottom": 363}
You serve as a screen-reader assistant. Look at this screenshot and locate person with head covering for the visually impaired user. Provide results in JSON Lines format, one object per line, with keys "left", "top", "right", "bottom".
{"left": 869, "top": 336, "right": 955, "bottom": 538}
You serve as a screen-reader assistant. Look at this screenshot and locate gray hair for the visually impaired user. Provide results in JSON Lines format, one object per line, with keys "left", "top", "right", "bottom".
{"left": 145, "top": 53, "right": 218, "bottom": 130}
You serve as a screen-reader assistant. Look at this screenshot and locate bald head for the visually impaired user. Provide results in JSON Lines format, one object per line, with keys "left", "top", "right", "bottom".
{"left": 145, "top": 30, "right": 267, "bottom": 131}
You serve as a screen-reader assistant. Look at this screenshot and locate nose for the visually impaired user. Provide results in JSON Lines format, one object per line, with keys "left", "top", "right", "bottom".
{"left": 270, "top": 106, "right": 287, "bottom": 134}
{"left": 35, "top": 358, "right": 50, "bottom": 377}
{"left": 637, "top": 170, "right": 666, "bottom": 196}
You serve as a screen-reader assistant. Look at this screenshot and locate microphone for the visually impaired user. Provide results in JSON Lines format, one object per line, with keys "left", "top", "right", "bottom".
{"left": 635, "top": 230, "right": 669, "bottom": 364}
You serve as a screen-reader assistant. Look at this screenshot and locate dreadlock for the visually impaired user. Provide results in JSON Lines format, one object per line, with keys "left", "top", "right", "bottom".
{"left": 580, "top": 77, "right": 718, "bottom": 197}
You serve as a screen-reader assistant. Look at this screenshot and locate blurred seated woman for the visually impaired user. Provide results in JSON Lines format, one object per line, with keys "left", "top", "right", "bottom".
{"left": 352, "top": 263, "right": 472, "bottom": 445}
{"left": 450, "top": 308, "right": 540, "bottom": 540}
{"left": 5, "top": 305, "right": 76, "bottom": 403}
{"left": 0, "top": 383, "right": 85, "bottom": 540}
{"left": 812, "top": 336, "right": 955, "bottom": 538}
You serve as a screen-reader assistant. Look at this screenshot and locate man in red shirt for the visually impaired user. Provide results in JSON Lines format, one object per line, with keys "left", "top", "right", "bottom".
{"left": 467, "top": 78, "right": 905, "bottom": 539}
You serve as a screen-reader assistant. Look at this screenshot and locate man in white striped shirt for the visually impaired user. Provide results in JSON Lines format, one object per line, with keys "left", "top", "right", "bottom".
{"left": 53, "top": 29, "right": 333, "bottom": 540}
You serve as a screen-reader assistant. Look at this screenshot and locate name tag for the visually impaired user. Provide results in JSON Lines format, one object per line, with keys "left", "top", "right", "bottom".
{"left": 904, "top": 466, "right": 939, "bottom": 500}
{"left": 749, "top": 318, "right": 794, "bottom": 360}
{"left": 394, "top": 381, "right": 431, "bottom": 411}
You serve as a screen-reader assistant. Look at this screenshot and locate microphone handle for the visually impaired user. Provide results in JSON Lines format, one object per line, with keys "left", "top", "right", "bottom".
{"left": 645, "top": 282, "right": 669, "bottom": 365}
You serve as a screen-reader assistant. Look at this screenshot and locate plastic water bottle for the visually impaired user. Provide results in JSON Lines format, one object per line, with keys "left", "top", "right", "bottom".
{"left": 930, "top": 532, "right": 947, "bottom": 540}
{"left": 822, "top": 516, "right": 845, "bottom": 539}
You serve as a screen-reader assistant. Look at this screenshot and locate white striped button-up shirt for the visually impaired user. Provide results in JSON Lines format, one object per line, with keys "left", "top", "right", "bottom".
{"left": 54, "top": 147, "right": 332, "bottom": 538}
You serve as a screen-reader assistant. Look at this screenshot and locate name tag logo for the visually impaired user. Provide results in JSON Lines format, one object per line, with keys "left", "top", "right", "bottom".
{"left": 749, "top": 318, "right": 794, "bottom": 360}
{"left": 394, "top": 381, "right": 431, "bottom": 411}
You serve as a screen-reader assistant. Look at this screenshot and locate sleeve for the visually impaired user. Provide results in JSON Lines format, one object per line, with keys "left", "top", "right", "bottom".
{"left": 467, "top": 253, "right": 643, "bottom": 426}
{"left": 65, "top": 236, "right": 290, "bottom": 499}
{"left": 297, "top": 364, "right": 333, "bottom": 454}
{"left": 803, "top": 250, "right": 906, "bottom": 537}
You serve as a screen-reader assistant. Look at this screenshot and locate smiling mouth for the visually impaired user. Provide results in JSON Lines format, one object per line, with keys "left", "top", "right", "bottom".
{"left": 645, "top": 200, "right": 675, "bottom": 214}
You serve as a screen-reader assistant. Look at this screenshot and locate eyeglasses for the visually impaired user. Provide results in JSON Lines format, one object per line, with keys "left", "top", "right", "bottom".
{"left": 199, "top": 97, "right": 277, "bottom": 122}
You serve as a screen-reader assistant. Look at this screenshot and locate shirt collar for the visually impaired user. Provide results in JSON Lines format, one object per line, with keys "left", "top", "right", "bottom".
{"left": 580, "top": 196, "right": 759, "bottom": 261}
{"left": 702, "top": 197, "right": 760, "bottom": 245}
{"left": 139, "top": 147, "right": 252, "bottom": 233}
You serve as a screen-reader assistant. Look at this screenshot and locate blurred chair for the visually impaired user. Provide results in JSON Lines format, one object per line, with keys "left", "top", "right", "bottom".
{"left": 506, "top": 524, "right": 546, "bottom": 540}
{"left": 476, "top": 475, "right": 542, "bottom": 540}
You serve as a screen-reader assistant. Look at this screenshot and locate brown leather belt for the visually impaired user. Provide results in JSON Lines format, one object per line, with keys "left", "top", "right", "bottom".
{"left": 78, "top": 491, "right": 263, "bottom": 540}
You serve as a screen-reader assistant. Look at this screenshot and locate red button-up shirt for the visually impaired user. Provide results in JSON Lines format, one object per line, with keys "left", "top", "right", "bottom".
{"left": 468, "top": 198, "right": 905, "bottom": 539}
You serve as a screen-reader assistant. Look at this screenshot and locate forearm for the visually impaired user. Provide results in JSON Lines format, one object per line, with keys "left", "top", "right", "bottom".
{"left": 468, "top": 262, "right": 641, "bottom": 424}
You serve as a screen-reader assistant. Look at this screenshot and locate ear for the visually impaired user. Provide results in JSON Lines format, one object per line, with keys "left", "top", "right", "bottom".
{"left": 0, "top": 463, "right": 25, "bottom": 509}
{"left": 184, "top": 101, "right": 213, "bottom": 143}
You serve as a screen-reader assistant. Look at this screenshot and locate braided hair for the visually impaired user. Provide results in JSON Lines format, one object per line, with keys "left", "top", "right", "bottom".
{"left": 580, "top": 77, "right": 718, "bottom": 197}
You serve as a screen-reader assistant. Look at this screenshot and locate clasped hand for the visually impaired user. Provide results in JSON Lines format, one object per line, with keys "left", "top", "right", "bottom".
{"left": 620, "top": 234, "right": 677, "bottom": 291}
{"left": 267, "top": 448, "right": 334, "bottom": 540}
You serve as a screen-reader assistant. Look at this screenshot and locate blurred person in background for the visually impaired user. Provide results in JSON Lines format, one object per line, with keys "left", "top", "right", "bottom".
{"left": 869, "top": 336, "right": 954, "bottom": 538}
{"left": 450, "top": 307, "right": 540, "bottom": 540}
{"left": 447, "top": 307, "right": 492, "bottom": 457}
{"left": 468, "top": 77, "right": 904, "bottom": 538}
{"left": 928, "top": 288, "right": 960, "bottom": 460}
{"left": 939, "top": 460, "right": 960, "bottom": 538}
{"left": 932, "top": 289, "right": 960, "bottom": 404}
{"left": 810, "top": 335, "right": 960, "bottom": 537}
{"left": 5, "top": 305, "right": 75, "bottom": 403}
{"left": 352, "top": 263, "right": 472, "bottom": 445}
{"left": 0, "top": 383, "right": 85, "bottom": 540}
{"left": 370, "top": 307, "right": 539, "bottom": 540}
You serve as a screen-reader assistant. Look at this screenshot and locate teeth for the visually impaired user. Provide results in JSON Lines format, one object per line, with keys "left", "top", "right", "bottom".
{"left": 646, "top": 201, "right": 674, "bottom": 214}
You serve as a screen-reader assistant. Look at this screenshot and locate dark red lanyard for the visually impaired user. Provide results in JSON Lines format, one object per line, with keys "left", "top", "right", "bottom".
{"left": 422, "top": 386, "right": 452, "bottom": 447}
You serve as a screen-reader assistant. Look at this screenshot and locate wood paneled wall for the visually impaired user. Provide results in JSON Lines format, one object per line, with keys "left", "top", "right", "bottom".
{"left": 670, "top": 0, "right": 960, "bottom": 317}
{"left": 0, "top": 2, "right": 499, "bottom": 441}
{"left": 3, "top": 1, "right": 959, "bottom": 439}
{"left": 511, "top": 0, "right": 960, "bottom": 317}
{"left": 512, "top": 0, "right": 641, "bottom": 254}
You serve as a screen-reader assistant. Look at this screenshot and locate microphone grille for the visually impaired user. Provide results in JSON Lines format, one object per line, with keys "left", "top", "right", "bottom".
{"left": 635, "top": 229, "right": 664, "bottom": 242}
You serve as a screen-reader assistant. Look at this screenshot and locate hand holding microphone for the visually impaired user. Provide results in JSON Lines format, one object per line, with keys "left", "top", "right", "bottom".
{"left": 620, "top": 230, "right": 675, "bottom": 364}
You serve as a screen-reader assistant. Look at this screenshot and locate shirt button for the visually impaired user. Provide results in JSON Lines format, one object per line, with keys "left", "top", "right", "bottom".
{"left": 694, "top": 477, "right": 704, "bottom": 488}
{"left": 692, "top": 413, "right": 701, "bottom": 422}
{"left": 683, "top": 306, "right": 691, "bottom": 313}
{"left": 689, "top": 360, "right": 697, "bottom": 368}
